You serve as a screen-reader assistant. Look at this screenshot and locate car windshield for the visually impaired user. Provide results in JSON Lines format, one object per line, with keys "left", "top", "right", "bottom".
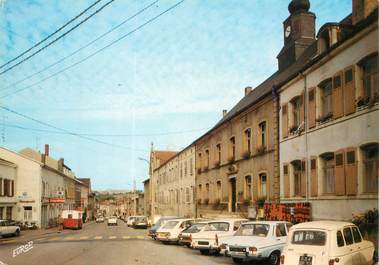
{"left": 235, "top": 223, "right": 270, "bottom": 237}
{"left": 135, "top": 217, "right": 146, "bottom": 222}
{"left": 292, "top": 230, "right": 326, "bottom": 246}
{"left": 162, "top": 221, "right": 179, "bottom": 229}
{"left": 183, "top": 223, "right": 207, "bottom": 233}
{"left": 204, "top": 222, "right": 229, "bottom": 232}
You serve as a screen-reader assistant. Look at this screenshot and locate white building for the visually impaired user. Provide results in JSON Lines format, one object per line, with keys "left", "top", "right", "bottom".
{"left": 0, "top": 158, "right": 17, "bottom": 220}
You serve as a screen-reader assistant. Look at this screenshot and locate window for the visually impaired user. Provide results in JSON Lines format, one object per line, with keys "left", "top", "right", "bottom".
{"left": 216, "top": 144, "right": 221, "bottom": 163}
{"left": 360, "top": 53, "right": 378, "bottom": 102}
{"left": 276, "top": 224, "right": 287, "bottom": 237}
{"left": 244, "top": 176, "right": 252, "bottom": 199}
{"left": 244, "top": 128, "right": 252, "bottom": 154}
{"left": 198, "top": 153, "right": 202, "bottom": 170}
{"left": 0, "top": 178, "right": 2, "bottom": 196}
{"left": 343, "top": 227, "right": 354, "bottom": 245}
{"left": 205, "top": 222, "right": 229, "bottom": 232}
{"left": 292, "top": 230, "right": 326, "bottom": 246}
{"left": 321, "top": 153, "right": 335, "bottom": 194}
{"left": 259, "top": 121, "right": 267, "bottom": 147}
{"left": 23, "top": 206, "right": 33, "bottom": 220}
{"left": 0, "top": 207, "right": 3, "bottom": 219}
{"left": 205, "top": 183, "right": 210, "bottom": 200}
{"left": 337, "top": 231, "right": 345, "bottom": 247}
{"left": 190, "top": 158, "right": 193, "bottom": 175}
{"left": 292, "top": 160, "right": 302, "bottom": 197}
{"left": 185, "top": 187, "right": 190, "bottom": 203}
{"left": 319, "top": 78, "right": 333, "bottom": 119}
{"left": 351, "top": 226, "right": 362, "bottom": 243}
{"left": 205, "top": 150, "right": 210, "bottom": 168}
{"left": 184, "top": 160, "right": 188, "bottom": 176}
{"left": 6, "top": 207, "right": 12, "bottom": 220}
{"left": 291, "top": 96, "right": 301, "bottom": 129}
{"left": 258, "top": 173, "right": 267, "bottom": 199}
{"left": 236, "top": 223, "right": 270, "bottom": 237}
{"left": 198, "top": 184, "right": 202, "bottom": 201}
{"left": 362, "top": 144, "right": 378, "bottom": 193}
{"left": 230, "top": 137, "right": 236, "bottom": 160}
{"left": 216, "top": 181, "right": 222, "bottom": 200}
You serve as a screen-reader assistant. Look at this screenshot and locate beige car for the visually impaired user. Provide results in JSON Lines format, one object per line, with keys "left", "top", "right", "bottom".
{"left": 0, "top": 220, "right": 20, "bottom": 237}
{"left": 280, "top": 221, "right": 375, "bottom": 265}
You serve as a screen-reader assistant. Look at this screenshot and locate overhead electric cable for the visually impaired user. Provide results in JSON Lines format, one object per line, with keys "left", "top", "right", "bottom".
{"left": 1, "top": 0, "right": 159, "bottom": 93}
{"left": 0, "top": 122, "right": 210, "bottom": 137}
{"left": 0, "top": 0, "right": 102, "bottom": 70}
{"left": 0, "top": 0, "right": 185, "bottom": 99}
{"left": 0, "top": 0, "right": 115, "bottom": 76}
{"left": 0, "top": 105, "right": 148, "bottom": 152}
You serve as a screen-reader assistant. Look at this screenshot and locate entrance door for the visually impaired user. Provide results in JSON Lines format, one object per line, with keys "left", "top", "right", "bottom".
{"left": 229, "top": 177, "right": 236, "bottom": 212}
{"left": 41, "top": 205, "right": 48, "bottom": 228}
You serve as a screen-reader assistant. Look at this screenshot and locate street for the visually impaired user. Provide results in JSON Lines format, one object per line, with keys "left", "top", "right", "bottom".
{"left": 0, "top": 220, "right": 270, "bottom": 265}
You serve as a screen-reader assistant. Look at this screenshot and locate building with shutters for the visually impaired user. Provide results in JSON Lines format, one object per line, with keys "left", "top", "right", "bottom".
{"left": 0, "top": 158, "right": 17, "bottom": 220}
{"left": 153, "top": 146, "right": 196, "bottom": 218}
{"left": 278, "top": 0, "right": 378, "bottom": 220}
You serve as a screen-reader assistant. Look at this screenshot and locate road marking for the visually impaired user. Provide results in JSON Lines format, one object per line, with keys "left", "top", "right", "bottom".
{"left": 35, "top": 238, "right": 46, "bottom": 242}
{"left": 136, "top": 236, "right": 145, "bottom": 239}
{"left": 80, "top": 236, "right": 89, "bottom": 240}
{"left": 48, "top": 237, "right": 60, "bottom": 241}
{"left": 122, "top": 236, "right": 130, "bottom": 239}
{"left": 108, "top": 236, "right": 116, "bottom": 239}
{"left": 94, "top": 236, "right": 102, "bottom": 240}
{"left": 64, "top": 236, "right": 75, "bottom": 240}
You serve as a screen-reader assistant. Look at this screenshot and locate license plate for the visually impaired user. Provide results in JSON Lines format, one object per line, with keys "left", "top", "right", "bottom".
{"left": 198, "top": 241, "right": 209, "bottom": 245}
{"left": 229, "top": 247, "right": 246, "bottom": 252}
{"left": 299, "top": 255, "right": 312, "bottom": 265}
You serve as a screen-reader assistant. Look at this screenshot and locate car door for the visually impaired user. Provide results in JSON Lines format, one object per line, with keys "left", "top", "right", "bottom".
{"left": 351, "top": 226, "right": 371, "bottom": 265}
{"left": 343, "top": 226, "right": 361, "bottom": 265}
{"left": 275, "top": 223, "right": 287, "bottom": 245}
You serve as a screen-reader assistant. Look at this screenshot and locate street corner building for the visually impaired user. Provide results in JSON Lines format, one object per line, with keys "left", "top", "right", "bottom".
{"left": 0, "top": 144, "right": 93, "bottom": 228}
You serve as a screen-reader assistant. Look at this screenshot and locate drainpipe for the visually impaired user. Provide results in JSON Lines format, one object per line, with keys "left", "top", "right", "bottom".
{"left": 271, "top": 85, "right": 280, "bottom": 203}
{"left": 300, "top": 71, "right": 309, "bottom": 203}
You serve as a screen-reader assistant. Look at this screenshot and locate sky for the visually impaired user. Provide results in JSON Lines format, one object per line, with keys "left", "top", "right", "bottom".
{"left": 0, "top": 0, "right": 351, "bottom": 190}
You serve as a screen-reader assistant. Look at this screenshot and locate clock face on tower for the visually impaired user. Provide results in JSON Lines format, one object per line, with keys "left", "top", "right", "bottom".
{"left": 285, "top": 25, "right": 291, "bottom": 38}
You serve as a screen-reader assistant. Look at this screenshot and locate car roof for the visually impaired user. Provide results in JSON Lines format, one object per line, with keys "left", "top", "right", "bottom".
{"left": 208, "top": 218, "right": 247, "bottom": 223}
{"left": 166, "top": 218, "right": 193, "bottom": 222}
{"left": 242, "top": 221, "right": 290, "bottom": 225}
{"left": 291, "top": 221, "right": 355, "bottom": 231}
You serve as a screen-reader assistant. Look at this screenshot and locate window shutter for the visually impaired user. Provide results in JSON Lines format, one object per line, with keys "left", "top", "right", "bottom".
{"left": 345, "top": 148, "right": 357, "bottom": 195}
{"left": 300, "top": 93, "right": 305, "bottom": 127}
{"left": 282, "top": 104, "right": 288, "bottom": 138}
{"left": 308, "top": 88, "right": 316, "bottom": 128}
{"left": 344, "top": 66, "right": 356, "bottom": 115}
{"left": 301, "top": 159, "right": 307, "bottom": 197}
{"left": 11, "top": 180, "right": 14, "bottom": 197}
{"left": 332, "top": 72, "right": 344, "bottom": 118}
{"left": 335, "top": 150, "right": 346, "bottom": 195}
{"left": 310, "top": 157, "right": 318, "bottom": 197}
{"left": 283, "top": 164, "right": 290, "bottom": 197}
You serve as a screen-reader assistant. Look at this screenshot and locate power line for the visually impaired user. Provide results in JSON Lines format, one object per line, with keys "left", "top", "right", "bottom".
{"left": 0, "top": 105, "right": 148, "bottom": 152}
{"left": 0, "top": 0, "right": 185, "bottom": 99}
{"left": 0, "top": 0, "right": 102, "bottom": 70}
{"left": 0, "top": 0, "right": 115, "bottom": 76}
{"left": 0, "top": 122, "right": 210, "bottom": 137}
{"left": 0, "top": 0, "right": 159, "bottom": 93}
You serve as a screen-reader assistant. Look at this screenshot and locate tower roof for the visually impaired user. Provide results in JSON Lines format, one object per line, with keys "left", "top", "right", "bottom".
{"left": 288, "top": 0, "right": 310, "bottom": 15}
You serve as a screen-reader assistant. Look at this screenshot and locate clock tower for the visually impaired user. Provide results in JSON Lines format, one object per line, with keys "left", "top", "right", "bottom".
{"left": 277, "top": 0, "right": 316, "bottom": 71}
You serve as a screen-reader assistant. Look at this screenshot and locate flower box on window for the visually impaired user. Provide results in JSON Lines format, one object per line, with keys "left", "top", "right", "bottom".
{"left": 203, "top": 166, "right": 209, "bottom": 172}
{"left": 197, "top": 168, "right": 202, "bottom": 174}
{"left": 203, "top": 198, "right": 209, "bottom": 205}
{"left": 214, "top": 161, "right": 221, "bottom": 168}
{"left": 256, "top": 145, "right": 266, "bottom": 155}
{"left": 197, "top": 199, "right": 202, "bottom": 205}
{"left": 356, "top": 96, "right": 370, "bottom": 108}
{"left": 227, "top": 156, "right": 235, "bottom": 163}
{"left": 316, "top": 112, "right": 333, "bottom": 124}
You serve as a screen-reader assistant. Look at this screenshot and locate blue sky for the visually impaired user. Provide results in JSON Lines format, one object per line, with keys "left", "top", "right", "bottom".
{"left": 0, "top": 0, "right": 351, "bottom": 190}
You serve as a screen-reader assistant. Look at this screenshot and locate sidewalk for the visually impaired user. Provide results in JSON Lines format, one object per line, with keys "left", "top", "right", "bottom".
{"left": 0, "top": 221, "right": 95, "bottom": 243}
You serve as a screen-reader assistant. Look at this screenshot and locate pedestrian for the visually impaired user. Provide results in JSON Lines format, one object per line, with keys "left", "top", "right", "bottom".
{"left": 57, "top": 214, "right": 63, "bottom": 233}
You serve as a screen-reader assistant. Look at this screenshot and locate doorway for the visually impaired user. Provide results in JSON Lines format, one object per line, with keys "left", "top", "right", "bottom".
{"left": 229, "top": 177, "right": 236, "bottom": 212}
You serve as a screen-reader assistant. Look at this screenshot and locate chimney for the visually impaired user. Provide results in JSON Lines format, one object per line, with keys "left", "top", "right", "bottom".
{"left": 58, "top": 158, "right": 64, "bottom": 172}
{"left": 222, "top": 109, "right": 227, "bottom": 117}
{"left": 352, "top": 0, "right": 378, "bottom": 25}
{"left": 44, "top": 144, "right": 49, "bottom": 156}
{"left": 245, "top": 86, "right": 252, "bottom": 96}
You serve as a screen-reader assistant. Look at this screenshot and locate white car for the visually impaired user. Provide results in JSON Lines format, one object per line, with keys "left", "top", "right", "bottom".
{"left": 132, "top": 216, "right": 149, "bottom": 229}
{"left": 96, "top": 216, "right": 105, "bottom": 223}
{"left": 0, "top": 220, "right": 21, "bottom": 237}
{"left": 126, "top": 216, "right": 137, "bottom": 227}
{"left": 281, "top": 221, "right": 375, "bottom": 265}
{"left": 191, "top": 218, "right": 247, "bottom": 255}
{"left": 222, "top": 221, "right": 292, "bottom": 265}
{"left": 179, "top": 221, "right": 209, "bottom": 247}
{"left": 107, "top": 216, "right": 118, "bottom": 226}
{"left": 156, "top": 218, "right": 195, "bottom": 244}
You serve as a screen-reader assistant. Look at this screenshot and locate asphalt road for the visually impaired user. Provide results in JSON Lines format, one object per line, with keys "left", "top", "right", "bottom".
{"left": 0, "top": 220, "right": 270, "bottom": 265}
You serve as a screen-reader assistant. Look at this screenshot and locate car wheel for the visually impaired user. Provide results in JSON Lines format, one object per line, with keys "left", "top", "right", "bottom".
{"left": 14, "top": 230, "right": 20, "bottom": 237}
{"left": 232, "top": 257, "right": 244, "bottom": 264}
{"left": 200, "top": 249, "right": 210, "bottom": 255}
{"left": 268, "top": 251, "right": 280, "bottom": 265}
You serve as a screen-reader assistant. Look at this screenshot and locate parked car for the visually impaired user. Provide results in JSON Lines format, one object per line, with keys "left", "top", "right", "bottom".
{"left": 148, "top": 216, "right": 179, "bottom": 239}
{"left": 191, "top": 218, "right": 247, "bottom": 255}
{"left": 179, "top": 221, "right": 209, "bottom": 247}
{"left": 96, "top": 216, "right": 105, "bottom": 223}
{"left": 132, "top": 216, "right": 148, "bottom": 229}
{"left": 222, "top": 221, "right": 292, "bottom": 265}
{"left": 126, "top": 216, "right": 137, "bottom": 227}
{"left": 62, "top": 210, "right": 83, "bottom": 230}
{"left": 156, "top": 218, "right": 195, "bottom": 244}
{"left": 280, "top": 221, "right": 376, "bottom": 265}
{"left": 107, "top": 216, "right": 118, "bottom": 226}
{"left": 0, "top": 220, "right": 21, "bottom": 237}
